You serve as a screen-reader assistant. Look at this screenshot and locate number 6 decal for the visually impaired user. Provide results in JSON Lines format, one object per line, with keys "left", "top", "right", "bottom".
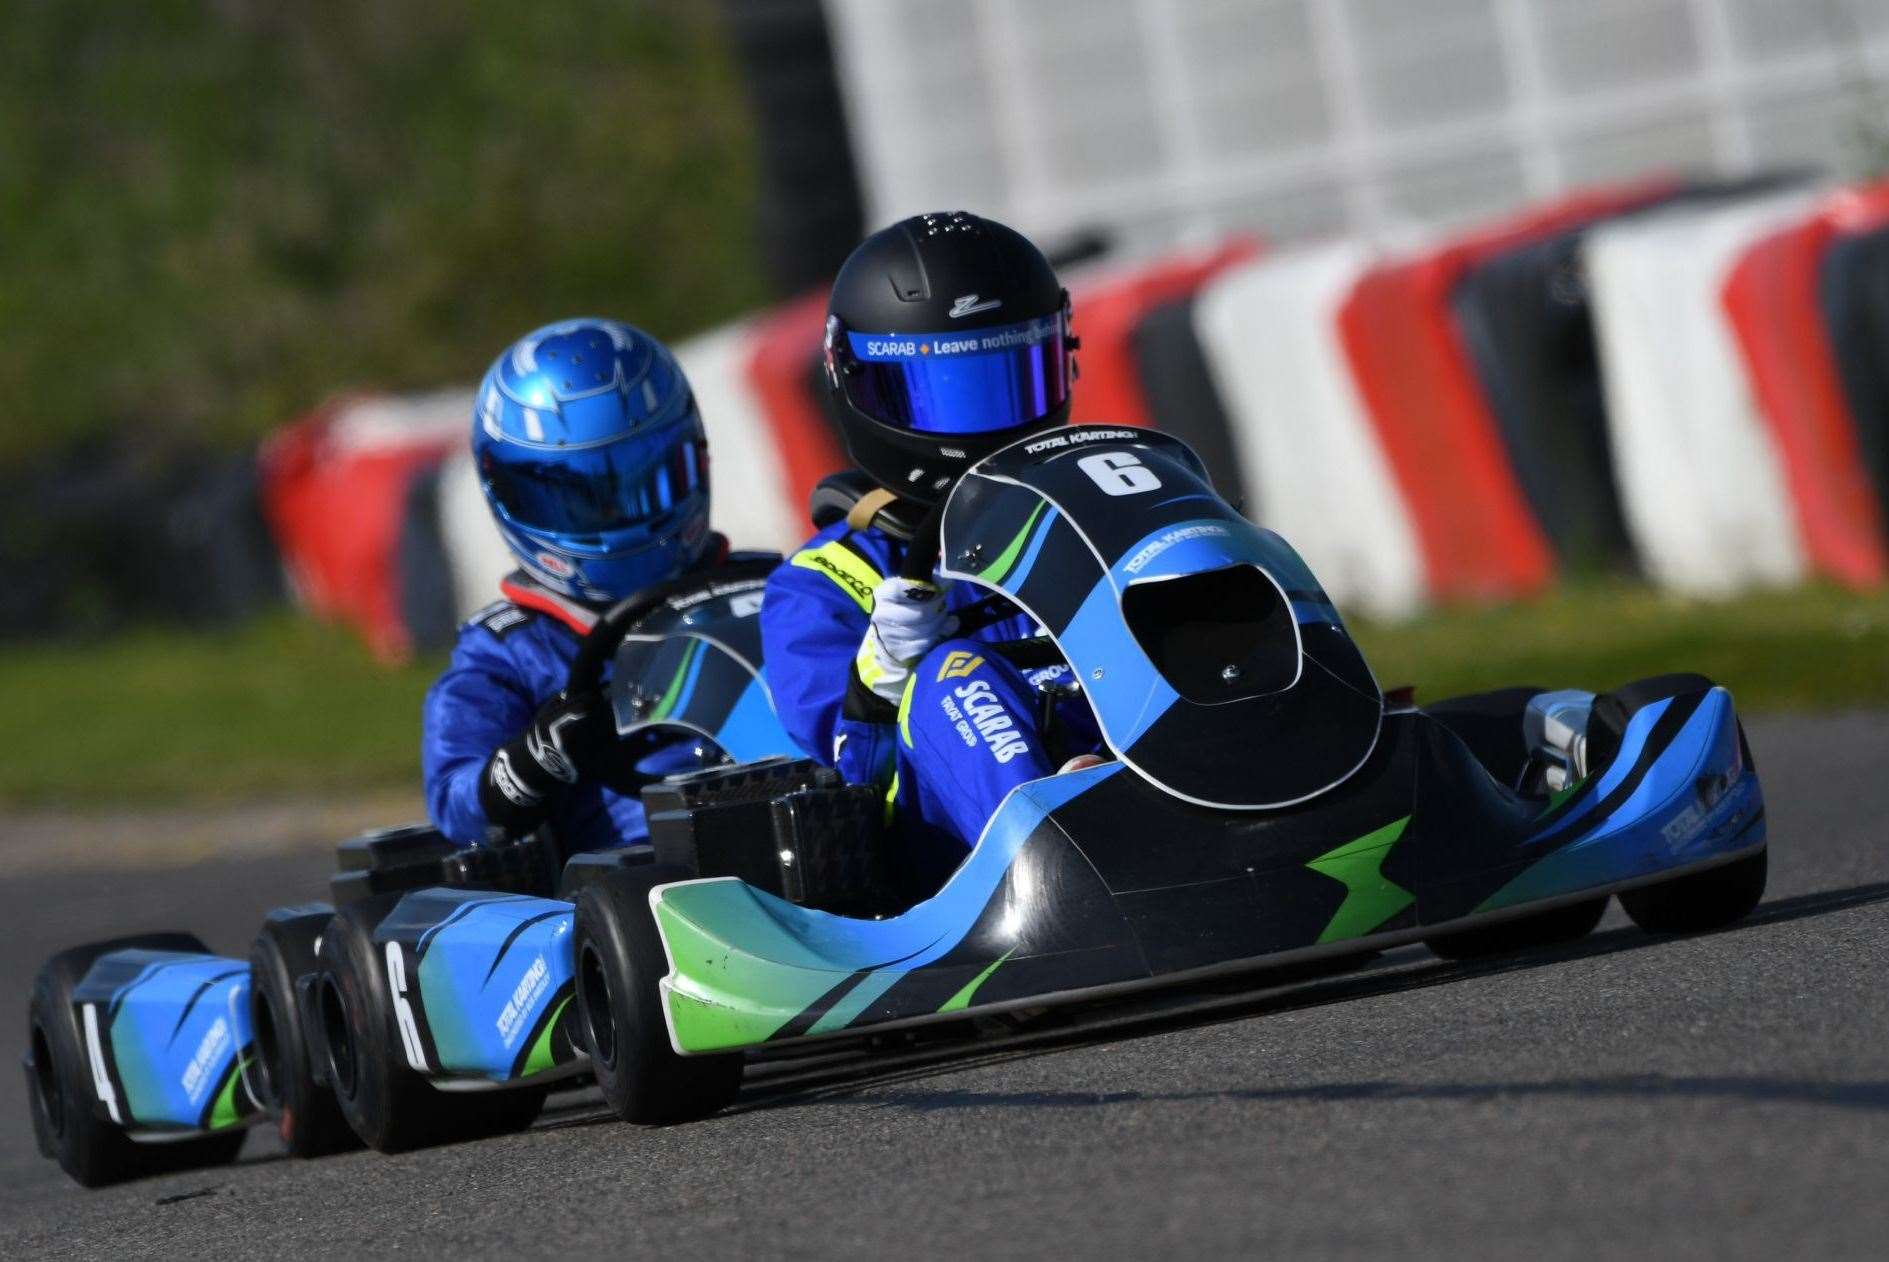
{"left": 385, "top": 942, "right": 429, "bottom": 1072}
{"left": 1077, "top": 450, "right": 1162, "bottom": 496}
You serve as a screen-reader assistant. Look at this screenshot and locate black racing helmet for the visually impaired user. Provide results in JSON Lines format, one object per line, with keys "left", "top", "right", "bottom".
{"left": 823, "top": 211, "right": 1077, "bottom": 502}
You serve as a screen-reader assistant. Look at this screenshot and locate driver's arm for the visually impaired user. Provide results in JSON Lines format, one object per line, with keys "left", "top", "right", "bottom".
{"left": 424, "top": 627, "right": 537, "bottom": 845}
{"left": 760, "top": 526, "right": 900, "bottom": 787}
{"left": 422, "top": 622, "right": 611, "bottom": 845}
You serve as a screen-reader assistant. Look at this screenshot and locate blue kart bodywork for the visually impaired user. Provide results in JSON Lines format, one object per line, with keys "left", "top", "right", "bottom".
{"left": 65, "top": 950, "right": 260, "bottom": 1134}
{"left": 635, "top": 428, "right": 1769, "bottom": 1055}
{"left": 374, "top": 890, "right": 582, "bottom": 1083}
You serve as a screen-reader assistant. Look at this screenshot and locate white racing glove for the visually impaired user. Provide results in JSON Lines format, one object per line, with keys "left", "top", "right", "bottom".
{"left": 856, "top": 576, "right": 958, "bottom": 707}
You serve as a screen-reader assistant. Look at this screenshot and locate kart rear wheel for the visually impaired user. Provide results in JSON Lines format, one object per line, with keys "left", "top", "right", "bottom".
{"left": 315, "top": 900, "right": 546, "bottom": 1153}
{"left": 26, "top": 933, "right": 247, "bottom": 1187}
{"left": 1424, "top": 897, "right": 1608, "bottom": 962}
{"left": 249, "top": 906, "right": 359, "bottom": 1158}
{"left": 1620, "top": 849, "right": 1767, "bottom": 935}
{"left": 573, "top": 864, "right": 743, "bottom": 1125}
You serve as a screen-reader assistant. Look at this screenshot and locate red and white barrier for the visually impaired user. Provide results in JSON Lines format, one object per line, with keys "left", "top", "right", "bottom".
{"left": 740, "top": 290, "right": 848, "bottom": 540}
{"left": 257, "top": 177, "right": 1889, "bottom": 662}
{"left": 1067, "top": 239, "right": 1261, "bottom": 432}
{"left": 1719, "top": 183, "right": 1889, "bottom": 588}
{"left": 1195, "top": 241, "right": 1427, "bottom": 619}
{"left": 674, "top": 318, "right": 808, "bottom": 556}
{"left": 1586, "top": 187, "right": 1826, "bottom": 596}
{"left": 258, "top": 391, "right": 470, "bottom": 661}
{"left": 1336, "top": 182, "right": 1677, "bottom": 603}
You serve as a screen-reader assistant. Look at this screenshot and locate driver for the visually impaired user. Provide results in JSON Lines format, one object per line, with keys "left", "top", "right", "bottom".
{"left": 423, "top": 318, "right": 725, "bottom": 852}
{"left": 762, "top": 212, "right": 1100, "bottom": 874}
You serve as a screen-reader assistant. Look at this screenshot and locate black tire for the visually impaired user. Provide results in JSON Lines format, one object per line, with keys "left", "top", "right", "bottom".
{"left": 26, "top": 933, "right": 248, "bottom": 1187}
{"left": 314, "top": 899, "right": 546, "bottom": 1153}
{"left": 1620, "top": 848, "right": 1767, "bottom": 935}
{"left": 248, "top": 905, "right": 360, "bottom": 1158}
{"left": 1425, "top": 897, "right": 1609, "bottom": 962}
{"left": 573, "top": 864, "right": 743, "bottom": 1125}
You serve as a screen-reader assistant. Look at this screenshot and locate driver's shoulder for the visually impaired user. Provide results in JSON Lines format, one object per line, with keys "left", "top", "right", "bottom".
{"left": 776, "top": 522, "right": 896, "bottom": 608}
{"left": 455, "top": 599, "right": 576, "bottom": 667}
{"left": 464, "top": 598, "right": 538, "bottom": 642}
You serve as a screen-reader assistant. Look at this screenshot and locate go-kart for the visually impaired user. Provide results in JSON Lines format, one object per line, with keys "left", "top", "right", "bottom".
{"left": 23, "top": 559, "right": 795, "bottom": 1182}
{"left": 563, "top": 426, "right": 1765, "bottom": 1109}
{"left": 26, "top": 423, "right": 1769, "bottom": 1180}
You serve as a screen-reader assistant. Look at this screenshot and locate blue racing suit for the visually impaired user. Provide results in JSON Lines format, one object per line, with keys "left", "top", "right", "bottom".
{"left": 422, "top": 571, "right": 699, "bottom": 851}
{"left": 761, "top": 519, "right": 1099, "bottom": 867}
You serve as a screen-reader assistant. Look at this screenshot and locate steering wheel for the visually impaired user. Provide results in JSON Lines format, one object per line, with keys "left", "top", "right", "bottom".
{"left": 549, "top": 559, "right": 781, "bottom": 792}
{"left": 564, "top": 558, "right": 778, "bottom": 698}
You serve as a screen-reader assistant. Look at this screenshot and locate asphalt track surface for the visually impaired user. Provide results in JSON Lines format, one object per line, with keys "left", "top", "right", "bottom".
{"left": 4, "top": 712, "right": 1888, "bottom": 1259}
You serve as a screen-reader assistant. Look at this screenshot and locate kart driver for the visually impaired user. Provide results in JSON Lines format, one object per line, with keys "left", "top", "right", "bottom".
{"left": 423, "top": 318, "right": 728, "bottom": 852}
{"left": 761, "top": 212, "right": 1100, "bottom": 879}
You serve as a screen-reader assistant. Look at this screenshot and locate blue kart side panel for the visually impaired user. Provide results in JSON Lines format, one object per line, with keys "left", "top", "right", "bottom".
{"left": 71, "top": 951, "right": 259, "bottom": 1132}
{"left": 374, "top": 890, "right": 580, "bottom": 1082}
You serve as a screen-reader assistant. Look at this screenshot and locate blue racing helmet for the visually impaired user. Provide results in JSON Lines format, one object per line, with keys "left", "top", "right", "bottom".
{"left": 473, "top": 319, "right": 710, "bottom": 604}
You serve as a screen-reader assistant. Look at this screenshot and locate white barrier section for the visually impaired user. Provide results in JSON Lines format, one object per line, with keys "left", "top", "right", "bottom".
{"left": 1194, "top": 241, "right": 1427, "bottom": 620}
{"left": 672, "top": 320, "right": 806, "bottom": 556}
{"left": 1585, "top": 191, "right": 1820, "bottom": 596}
{"left": 435, "top": 449, "right": 514, "bottom": 622}
{"left": 329, "top": 389, "right": 472, "bottom": 449}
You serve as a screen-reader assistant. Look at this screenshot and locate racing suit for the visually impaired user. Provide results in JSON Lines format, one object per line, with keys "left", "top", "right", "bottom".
{"left": 423, "top": 570, "right": 701, "bottom": 851}
{"left": 761, "top": 518, "right": 1099, "bottom": 872}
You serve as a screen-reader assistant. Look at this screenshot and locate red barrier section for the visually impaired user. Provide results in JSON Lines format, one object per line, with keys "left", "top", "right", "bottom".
{"left": 743, "top": 288, "right": 848, "bottom": 523}
{"left": 258, "top": 397, "right": 460, "bottom": 662}
{"left": 1721, "top": 182, "right": 1889, "bottom": 588}
{"left": 1337, "top": 180, "right": 1678, "bottom": 600}
{"left": 1069, "top": 237, "right": 1262, "bottom": 431}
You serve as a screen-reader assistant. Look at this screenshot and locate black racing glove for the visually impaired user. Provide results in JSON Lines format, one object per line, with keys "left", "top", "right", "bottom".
{"left": 477, "top": 690, "right": 614, "bottom": 838}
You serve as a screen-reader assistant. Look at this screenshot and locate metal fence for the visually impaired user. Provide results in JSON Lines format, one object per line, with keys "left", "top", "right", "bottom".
{"left": 824, "top": 0, "right": 1889, "bottom": 249}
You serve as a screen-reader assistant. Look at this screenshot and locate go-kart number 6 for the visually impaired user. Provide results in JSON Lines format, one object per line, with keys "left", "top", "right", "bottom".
{"left": 1079, "top": 451, "right": 1162, "bottom": 496}
{"left": 385, "top": 943, "right": 428, "bottom": 1072}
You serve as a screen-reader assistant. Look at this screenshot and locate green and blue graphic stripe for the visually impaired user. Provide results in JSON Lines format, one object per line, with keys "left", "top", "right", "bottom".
{"left": 655, "top": 762, "right": 1122, "bottom": 1051}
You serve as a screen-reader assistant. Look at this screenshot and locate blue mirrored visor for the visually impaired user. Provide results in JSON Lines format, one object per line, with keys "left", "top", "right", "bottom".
{"left": 483, "top": 431, "right": 706, "bottom": 536}
{"left": 844, "top": 316, "right": 1068, "bottom": 435}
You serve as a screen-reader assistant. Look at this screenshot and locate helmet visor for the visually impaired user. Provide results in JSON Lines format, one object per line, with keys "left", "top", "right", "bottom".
{"left": 482, "top": 429, "right": 707, "bottom": 537}
{"left": 843, "top": 315, "right": 1068, "bottom": 435}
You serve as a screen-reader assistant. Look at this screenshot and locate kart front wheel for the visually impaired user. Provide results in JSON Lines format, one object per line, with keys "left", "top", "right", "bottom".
{"left": 249, "top": 905, "right": 359, "bottom": 1158}
{"left": 1620, "top": 849, "right": 1767, "bottom": 935}
{"left": 26, "top": 933, "right": 247, "bottom": 1187}
{"left": 1424, "top": 897, "right": 1609, "bottom": 962}
{"left": 315, "top": 899, "right": 545, "bottom": 1153}
{"left": 573, "top": 864, "right": 743, "bottom": 1125}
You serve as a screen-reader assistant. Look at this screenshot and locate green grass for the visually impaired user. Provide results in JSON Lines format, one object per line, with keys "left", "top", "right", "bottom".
{"left": 3, "top": 582, "right": 1886, "bottom": 809}
{"left": 1351, "top": 581, "right": 1889, "bottom": 710}
{"left": 0, "top": 614, "right": 443, "bottom": 808}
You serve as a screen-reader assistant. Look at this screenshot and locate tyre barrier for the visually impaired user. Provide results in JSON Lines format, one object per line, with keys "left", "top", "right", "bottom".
{"left": 1720, "top": 182, "right": 1889, "bottom": 587}
{"left": 1823, "top": 224, "right": 1889, "bottom": 540}
{"left": 1195, "top": 239, "right": 1428, "bottom": 619}
{"left": 243, "top": 175, "right": 1889, "bottom": 660}
{"left": 1585, "top": 187, "right": 1827, "bottom": 596}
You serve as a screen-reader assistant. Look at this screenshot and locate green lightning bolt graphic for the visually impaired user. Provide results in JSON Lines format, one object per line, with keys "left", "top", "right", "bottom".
{"left": 1305, "top": 816, "right": 1414, "bottom": 944}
